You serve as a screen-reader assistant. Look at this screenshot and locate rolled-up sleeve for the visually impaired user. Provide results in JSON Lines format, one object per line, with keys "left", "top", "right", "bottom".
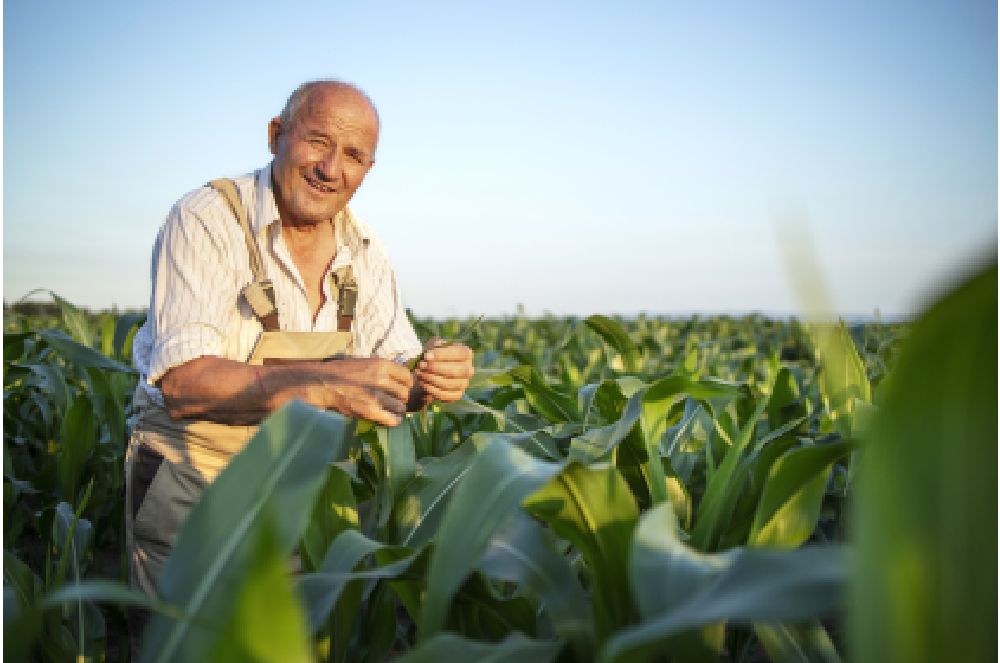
{"left": 146, "top": 197, "right": 240, "bottom": 385}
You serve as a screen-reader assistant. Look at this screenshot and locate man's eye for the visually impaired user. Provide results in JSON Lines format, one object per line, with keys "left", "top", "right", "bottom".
{"left": 346, "top": 151, "right": 366, "bottom": 165}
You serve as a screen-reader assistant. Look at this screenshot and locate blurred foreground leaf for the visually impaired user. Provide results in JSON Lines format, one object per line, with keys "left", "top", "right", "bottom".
{"left": 851, "top": 260, "right": 997, "bottom": 663}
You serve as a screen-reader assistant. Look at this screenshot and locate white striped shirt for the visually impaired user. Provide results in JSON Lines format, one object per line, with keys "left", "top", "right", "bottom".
{"left": 132, "top": 165, "right": 423, "bottom": 405}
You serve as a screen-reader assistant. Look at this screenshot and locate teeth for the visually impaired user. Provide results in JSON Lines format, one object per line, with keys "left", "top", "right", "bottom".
{"left": 306, "top": 175, "right": 336, "bottom": 193}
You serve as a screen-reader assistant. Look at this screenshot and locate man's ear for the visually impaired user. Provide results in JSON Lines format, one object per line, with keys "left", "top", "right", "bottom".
{"left": 267, "top": 117, "right": 282, "bottom": 155}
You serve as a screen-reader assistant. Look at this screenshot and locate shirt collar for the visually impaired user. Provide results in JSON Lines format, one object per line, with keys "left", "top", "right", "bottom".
{"left": 254, "top": 163, "right": 371, "bottom": 252}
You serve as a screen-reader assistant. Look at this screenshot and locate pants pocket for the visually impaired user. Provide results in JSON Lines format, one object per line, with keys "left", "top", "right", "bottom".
{"left": 130, "top": 446, "right": 163, "bottom": 521}
{"left": 132, "top": 450, "right": 207, "bottom": 550}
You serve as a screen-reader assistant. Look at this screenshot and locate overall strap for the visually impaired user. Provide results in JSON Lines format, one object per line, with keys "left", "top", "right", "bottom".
{"left": 208, "top": 179, "right": 280, "bottom": 331}
{"left": 330, "top": 264, "right": 358, "bottom": 332}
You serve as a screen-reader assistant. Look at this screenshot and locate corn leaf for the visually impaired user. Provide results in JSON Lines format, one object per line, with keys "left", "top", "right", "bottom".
{"left": 392, "top": 441, "right": 478, "bottom": 548}
{"left": 602, "top": 502, "right": 846, "bottom": 662}
{"left": 141, "top": 402, "right": 355, "bottom": 663}
{"left": 376, "top": 419, "right": 416, "bottom": 528}
{"left": 479, "top": 511, "right": 593, "bottom": 654}
{"left": 641, "top": 375, "right": 744, "bottom": 507}
{"left": 508, "top": 366, "right": 580, "bottom": 423}
{"left": 750, "top": 441, "right": 851, "bottom": 548}
{"left": 398, "top": 631, "right": 562, "bottom": 663}
{"left": 39, "top": 329, "right": 135, "bottom": 373}
{"left": 585, "top": 315, "right": 641, "bottom": 374}
{"left": 523, "top": 463, "right": 639, "bottom": 644}
{"left": 419, "top": 438, "right": 561, "bottom": 640}
{"left": 851, "top": 261, "right": 997, "bottom": 663}
{"left": 208, "top": 514, "right": 312, "bottom": 663}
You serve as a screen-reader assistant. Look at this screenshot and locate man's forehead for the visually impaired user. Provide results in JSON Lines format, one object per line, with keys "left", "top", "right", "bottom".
{"left": 301, "top": 86, "right": 378, "bottom": 126}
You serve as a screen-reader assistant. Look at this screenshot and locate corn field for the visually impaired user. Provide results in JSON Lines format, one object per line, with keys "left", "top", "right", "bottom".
{"left": 3, "top": 262, "right": 996, "bottom": 662}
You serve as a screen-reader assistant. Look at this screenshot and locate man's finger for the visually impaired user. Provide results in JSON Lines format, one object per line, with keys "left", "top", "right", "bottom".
{"left": 375, "top": 362, "right": 414, "bottom": 399}
{"left": 423, "top": 343, "right": 472, "bottom": 362}
{"left": 419, "top": 382, "right": 464, "bottom": 403}
{"left": 416, "top": 359, "right": 474, "bottom": 379}
{"left": 357, "top": 392, "right": 405, "bottom": 427}
{"left": 415, "top": 371, "right": 468, "bottom": 393}
{"left": 378, "top": 359, "right": 414, "bottom": 387}
{"left": 424, "top": 336, "right": 449, "bottom": 350}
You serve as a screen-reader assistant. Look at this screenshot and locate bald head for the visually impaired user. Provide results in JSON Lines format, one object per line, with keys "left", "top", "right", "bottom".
{"left": 267, "top": 79, "right": 380, "bottom": 228}
{"left": 279, "top": 80, "right": 380, "bottom": 137}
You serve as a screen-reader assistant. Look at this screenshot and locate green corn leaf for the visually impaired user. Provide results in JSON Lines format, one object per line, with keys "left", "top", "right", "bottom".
{"left": 448, "top": 572, "right": 538, "bottom": 641}
{"left": 300, "top": 556, "right": 418, "bottom": 662}
{"left": 750, "top": 441, "right": 851, "bottom": 548}
{"left": 569, "top": 391, "right": 643, "bottom": 464}
{"left": 376, "top": 419, "right": 416, "bottom": 528}
{"left": 438, "top": 397, "right": 516, "bottom": 433}
{"left": 113, "top": 312, "right": 146, "bottom": 360}
{"left": 602, "top": 502, "right": 846, "bottom": 663}
{"left": 393, "top": 441, "right": 478, "bottom": 548}
{"left": 4, "top": 550, "right": 43, "bottom": 612}
{"left": 99, "top": 314, "right": 115, "bottom": 358}
{"left": 3, "top": 551, "right": 44, "bottom": 661}
{"left": 689, "top": 398, "right": 768, "bottom": 551}
{"left": 756, "top": 622, "right": 842, "bottom": 663}
{"left": 641, "top": 375, "right": 744, "bottom": 506}
{"left": 299, "top": 465, "right": 357, "bottom": 573}
{"left": 362, "top": 581, "right": 401, "bottom": 663}
{"left": 41, "top": 580, "right": 172, "bottom": 615}
{"left": 56, "top": 395, "right": 97, "bottom": 503}
{"left": 38, "top": 329, "right": 135, "bottom": 374}
{"left": 51, "top": 292, "right": 94, "bottom": 348}
{"left": 851, "top": 261, "right": 996, "bottom": 663}
{"left": 208, "top": 513, "right": 313, "bottom": 663}
{"left": 419, "top": 438, "right": 562, "bottom": 640}
{"left": 141, "top": 402, "right": 355, "bottom": 663}
{"left": 397, "top": 631, "right": 562, "bottom": 663}
{"left": 84, "top": 366, "right": 128, "bottom": 448}
{"left": 479, "top": 511, "right": 594, "bottom": 654}
{"left": 508, "top": 365, "right": 580, "bottom": 423}
{"left": 766, "top": 367, "right": 805, "bottom": 432}
{"left": 298, "top": 528, "right": 416, "bottom": 632}
{"left": 523, "top": 463, "right": 639, "bottom": 644}
{"left": 3, "top": 331, "right": 32, "bottom": 361}
{"left": 471, "top": 430, "right": 562, "bottom": 461}
{"left": 585, "top": 315, "right": 641, "bottom": 374}
{"left": 51, "top": 487, "right": 93, "bottom": 591}
{"left": 25, "top": 361, "right": 72, "bottom": 417}
{"left": 810, "top": 320, "right": 871, "bottom": 436}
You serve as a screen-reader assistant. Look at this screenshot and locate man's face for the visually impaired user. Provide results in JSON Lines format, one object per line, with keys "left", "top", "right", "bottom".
{"left": 268, "top": 87, "right": 378, "bottom": 227}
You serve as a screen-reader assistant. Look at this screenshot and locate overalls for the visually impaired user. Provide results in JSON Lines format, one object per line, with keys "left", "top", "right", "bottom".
{"left": 124, "top": 179, "right": 357, "bottom": 646}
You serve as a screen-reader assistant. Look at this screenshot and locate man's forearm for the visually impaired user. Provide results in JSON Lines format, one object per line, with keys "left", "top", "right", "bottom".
{"left": 159, "top": 356, "right": 330, "bottom": 425}
{"left": 158, "top": 355, "right": 415, "bottom": 427}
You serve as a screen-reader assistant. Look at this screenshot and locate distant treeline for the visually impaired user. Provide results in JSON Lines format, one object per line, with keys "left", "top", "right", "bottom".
{"left": 3, "top": 301, "right": 147, "bottom": 317}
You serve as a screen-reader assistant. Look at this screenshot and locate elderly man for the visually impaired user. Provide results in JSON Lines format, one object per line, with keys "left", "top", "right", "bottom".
{"left": 125, "top": 80, "right": 473, "bottom": 631}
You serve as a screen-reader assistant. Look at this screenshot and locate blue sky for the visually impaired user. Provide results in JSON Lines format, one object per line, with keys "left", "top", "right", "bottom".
{"left": 4, "top": 1, "right": 996, "bottom": 318}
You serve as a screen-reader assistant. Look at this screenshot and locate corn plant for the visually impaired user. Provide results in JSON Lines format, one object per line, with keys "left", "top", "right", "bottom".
{"left": 6, "top": 266, "right": 990, "bottom": 663}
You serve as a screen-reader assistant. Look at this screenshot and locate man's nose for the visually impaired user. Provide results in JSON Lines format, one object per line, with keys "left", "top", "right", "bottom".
{"left": 315, "top": 148, "right": 343, "bottom": 182}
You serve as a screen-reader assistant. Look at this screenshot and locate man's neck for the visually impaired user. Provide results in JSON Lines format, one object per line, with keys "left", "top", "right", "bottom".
{"left": 281, "top": 217, "right": 336, "bottom": 253}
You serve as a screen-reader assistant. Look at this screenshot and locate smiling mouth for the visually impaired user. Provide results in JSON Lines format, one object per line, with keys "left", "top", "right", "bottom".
{"left": 304, "top": 173, "right": 338, "bottom": 194}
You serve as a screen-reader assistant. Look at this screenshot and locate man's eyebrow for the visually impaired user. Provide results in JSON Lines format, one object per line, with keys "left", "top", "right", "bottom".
{"left": 302, "top": 128, "right": 331, "bottom": 139}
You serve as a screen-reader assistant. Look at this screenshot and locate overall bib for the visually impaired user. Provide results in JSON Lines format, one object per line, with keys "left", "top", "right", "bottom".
{"left": 125, "top": 179, "right": 356, "bottom": 645}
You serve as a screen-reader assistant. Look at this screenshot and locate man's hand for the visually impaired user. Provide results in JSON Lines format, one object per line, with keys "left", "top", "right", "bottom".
{"left": 319, "top": 358, "right": 414, "bottom": 427}
{"left": 412, "top": 338, "right": 475, "bottom": 405}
